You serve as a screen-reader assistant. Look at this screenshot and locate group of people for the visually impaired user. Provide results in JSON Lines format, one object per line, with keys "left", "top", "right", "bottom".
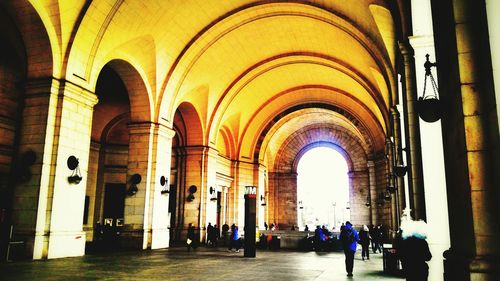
{"left": 186, "top": 222, "right": 241, "bottom": 252}
{"left": 339, "top": 220, "right": 431, "bottom": 280}
{"left": 206, "top": 223, "right": 220, "bottom": 247}
{"left": 187, "top": 220, "right": 432, "bottom": 281}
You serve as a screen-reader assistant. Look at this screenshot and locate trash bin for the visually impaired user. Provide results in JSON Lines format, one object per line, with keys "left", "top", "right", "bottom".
{"left": 270, "top": 235, "right": 281, "bottom": 250}
{"left": 383, "top": 248, "right": 401, "bottom": 275}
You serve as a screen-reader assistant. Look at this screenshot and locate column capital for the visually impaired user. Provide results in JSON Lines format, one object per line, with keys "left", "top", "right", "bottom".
{"left": 24, "top": 78, "right": 98, "bottom": 107}
{"left": 127, "top": 121, "right": 155, "bottom": 134}
{"left": 390, "top": 106, "right": 400, "bottom": 117}
{"left": 59, "top": 80, "right": 98, "bottom": 107}
{"left": 157, "top": 123, "right": 176, "bottom": 138}
{"left": 398, "top": 40, "right": 414, "bottom": 56}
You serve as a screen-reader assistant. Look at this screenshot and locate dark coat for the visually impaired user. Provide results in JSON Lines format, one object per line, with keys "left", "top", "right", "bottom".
{"left": 398, "top": 237, "right": 432, "bottom": 280}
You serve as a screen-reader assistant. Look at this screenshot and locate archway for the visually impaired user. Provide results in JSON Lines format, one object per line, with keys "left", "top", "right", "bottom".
{"left": 297, "top": 146, "right": 349, "bottom": 231}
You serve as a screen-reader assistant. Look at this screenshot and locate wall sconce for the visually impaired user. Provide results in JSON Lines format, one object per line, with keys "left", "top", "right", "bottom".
{"left": 187, "top": 185, "right": 197, "bottom": 202}
{"left": 365, "top": 194, "right": 371, "bottom": 208}
{"left": 298, "top": 200, "right": 304, "bottom": 209}
{"left": 387, "top": 178, "right": 397, "bottom": 194}
{"left": 127, "top": 174, "right": 141, "bottom": 196}
{"left": 394, "top": 165, "right": 407, "bottom": 177}
{"left": 417, "top": 54, "right": 441, "bottom": 123}
{"left": 67, "top": 155, "right": 82, "bottom": 184}
{"left": 16, "top": 150, "right": 36, "bottom": 183}
{"left": 383, "top": 190, "right": 392, "bottom": 201}
{"left": 394, "top": 147, "right": 407, "bottom": 177}
{"left": 160, "top": 176, "right": 169, "bottom": 195}
{"left": 260, "top": 195, "right": 266, "bottom": 206}
{"left": 209, "top": 186, "right": 217, "bottom": 201}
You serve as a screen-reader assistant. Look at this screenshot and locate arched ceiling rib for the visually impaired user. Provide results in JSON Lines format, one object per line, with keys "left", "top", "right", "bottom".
{"left": 207, "top": 53, "right": 390, "bottom": 147}
{"left": 160, "top": 2, "right": 395, "bottom": 125}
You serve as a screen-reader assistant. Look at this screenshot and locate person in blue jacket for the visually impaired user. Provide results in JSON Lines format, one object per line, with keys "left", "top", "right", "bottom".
{"left": 228, "top": 224, "right": 240, "bottom": 252}
{"left": 340, "top": 221, "right": 360, "bottom": 277}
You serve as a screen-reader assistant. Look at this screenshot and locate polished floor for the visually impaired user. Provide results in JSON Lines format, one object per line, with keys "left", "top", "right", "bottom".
{"left": 0, "top": 246, "right": 405, "bottom": 281}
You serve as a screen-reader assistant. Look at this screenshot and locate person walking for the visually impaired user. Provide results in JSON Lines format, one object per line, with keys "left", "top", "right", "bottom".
{"left": 186, "top": 223, "right": 196, "bottom": 252}
{"left": 222, "top": 223, "right": 229, "bottom": 246}
{"left": 228, "top": 223, "right": 240, "bottom": 252}
{"left": 340, "top": 221, "right": 359, "bottom": 277}
{"left": 206, "top": 222, "right": 214, "bottom": 247}
{"left": 397, "top": 220, "right": 432, "bottom": 281}
{"left": 359, "top": 225, "right": 371, "bottom": 260}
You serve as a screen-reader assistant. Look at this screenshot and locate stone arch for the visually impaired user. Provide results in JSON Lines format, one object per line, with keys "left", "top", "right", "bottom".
{"left": 292, "top": 141, "right": 353, "bottom": 174}
{"left": 174, "top": 102, "right": 204, "bottom": 146}
{"left": 258, "top": 103, "right": 373, "bottom": 165}
{"left": 104, "top": 59, "right": 152, "bottom": 122}
{"left": 268, "top": 125, "right": 370, "bottom": 228}
{"left": 0, "top": 0, "right": 54, "bottom": 79}
{"left": 0, "top": 1, "right": 55, "bottom": 244}
{"left": 217, "top": 126, "right": 236, "bottom": 159}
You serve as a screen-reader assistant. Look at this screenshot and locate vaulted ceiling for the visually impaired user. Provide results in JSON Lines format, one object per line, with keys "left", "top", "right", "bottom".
{"left": 7, "top": 0, "right": 407, "bottom": 165}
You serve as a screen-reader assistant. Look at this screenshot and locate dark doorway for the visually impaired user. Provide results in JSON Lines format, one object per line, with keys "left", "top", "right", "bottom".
{"left": 169, "top": 184, "right": 177, "bottom": 242}
{"left": 101, "top": 183, "right": 126, "bottom": 249}
{"left": 216, "top": 191, "right": 222, "bottom": 227}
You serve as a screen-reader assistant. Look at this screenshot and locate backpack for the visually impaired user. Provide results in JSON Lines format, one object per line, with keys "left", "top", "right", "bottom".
{"left": 348, "top": 230, "right": 356, "bottom": 244}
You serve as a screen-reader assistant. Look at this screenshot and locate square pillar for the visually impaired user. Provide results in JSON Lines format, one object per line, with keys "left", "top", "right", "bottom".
{"left": 122, "top": 122, "right": 175, "bottom": 250}
{"left": 13, "top": 79, "right": 97, "bottom": 259}
{"left": 244, "top": 188, "right": 256, "bottom": 258}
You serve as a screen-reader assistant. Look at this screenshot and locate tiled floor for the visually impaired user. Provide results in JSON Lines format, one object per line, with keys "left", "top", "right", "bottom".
{"left": 0, "top": 247, "right": 405, "bottom": 280}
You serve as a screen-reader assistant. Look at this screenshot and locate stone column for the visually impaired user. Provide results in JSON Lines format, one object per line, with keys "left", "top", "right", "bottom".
{"left": 123, "top": 122, "right": 175, "bottom": 249}
{"left": 385, "top": 138, "right": 397, "bottom": 230}
{"left": 268, "top": 172, "right": 297, "bottom": 229}
{"left": 13, "top": 79, "right": 98, "bottom": 259}
{"left": 367, "top": 161, "right": 377, "bottom": 225}
{"left": 179, "top": 146, "right": 217, "bottom": 242}
{"left": 391, "top": 106, "right": 407, "bottom": 218}
{"left": 149, "top": 124, "right": 175, "bottom": 249}
{"left": 431, "top": 0, "right": 500, "bottom": 280}
{"left": 409, "top": 1, "right": 451, "bottom": 279}
{"left": 399, "top": 42, "right": 426, "bottom": 221}
{"left": 348, "top": 170, "right": 370, "bottom": 227}
{"left": 234, "top": 161, "right": 255, "bottom": 228}
{"left": 122, "top": 122, "right": 154, "bottom": 249}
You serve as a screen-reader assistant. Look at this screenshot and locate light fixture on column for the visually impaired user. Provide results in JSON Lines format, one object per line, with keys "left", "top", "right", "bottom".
{"left": 260, "top": 195, "right": 266, "bottom": 206}
{"left": 394, "top": 147, "right": 407, "bottom": 177}
{"left": 417, "top": 54, "right": 441, "bottom": 123}
{"left": 160, "top": 176, "right": 169, "bottom": 194}
{"left": 387, "top": 174, "right": 397, "bottom": 194}
{"left": 67, "top": 155, "right": 82, "bottom": 184}
{"left": 365, "top": 194, "right": 371, "bottom": 207}
{"left": 187, "top": 185, "right": 197, "bottom": 201}
{"left": 383, "top": 190, "right": 392, "bottom": 201}
{"left": 127, "top": 174, "right": 141, "bottom": 196}
{"left": 209, "top": 186, "right": 217, "bottom": 201}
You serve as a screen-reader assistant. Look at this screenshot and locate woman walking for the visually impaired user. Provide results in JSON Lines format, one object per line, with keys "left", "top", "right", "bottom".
{"left": 359, "top": 225, "right": 371, "bottom": 260}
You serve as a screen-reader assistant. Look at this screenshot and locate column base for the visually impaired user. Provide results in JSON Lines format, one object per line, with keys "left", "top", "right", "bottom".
{"left": 46, "top": 231, "right": 86, "bottom": 259}
{"left": 444, "top": 249, "right": 500, "bottom": 281}
{"left": 151, "top": 227, "right": 170, "bottom": 249}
